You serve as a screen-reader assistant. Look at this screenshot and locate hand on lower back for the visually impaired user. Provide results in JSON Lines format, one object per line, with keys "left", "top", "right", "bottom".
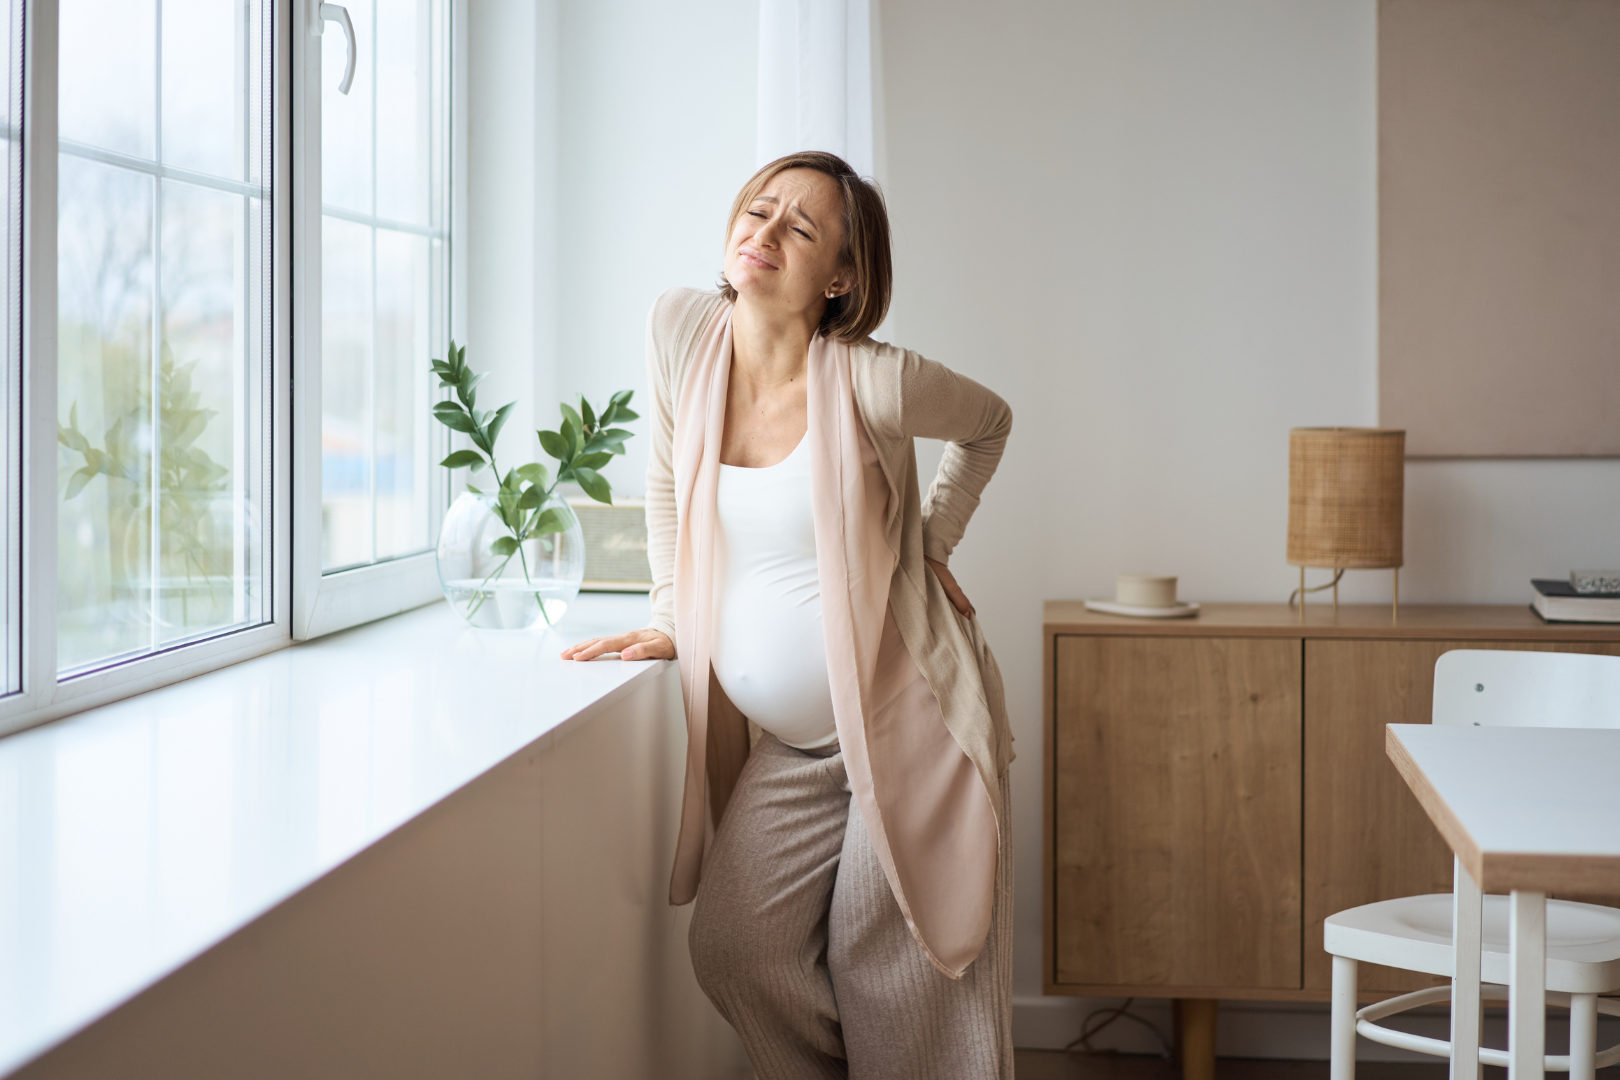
{"left": 561, "top": 629, "right": 675, "bottom": 662}
{"left": 925, "top": 557, "right": 976, "bottom": 619}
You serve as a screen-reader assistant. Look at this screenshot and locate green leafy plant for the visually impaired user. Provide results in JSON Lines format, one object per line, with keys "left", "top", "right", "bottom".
{"left": 58, "top": 350, "right": 233, "bottom": 620}
{"left": 430, "top": 341, "right": 637, "bottom": 622}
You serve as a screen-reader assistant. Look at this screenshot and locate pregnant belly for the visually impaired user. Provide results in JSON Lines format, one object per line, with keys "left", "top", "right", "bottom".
{"left": 711, "top": 589, "right": 837, "bottom": 746}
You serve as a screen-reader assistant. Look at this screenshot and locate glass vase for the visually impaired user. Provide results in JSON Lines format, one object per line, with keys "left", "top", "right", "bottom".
{"left": 435, "top": 491, "right": 585, "bottom": 630}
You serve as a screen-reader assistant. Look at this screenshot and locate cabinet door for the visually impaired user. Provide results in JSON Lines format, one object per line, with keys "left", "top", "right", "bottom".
{"left": 1053, "top": 636, "right": 1302, "bottom": 990}
{"left": 1302, "top": 639, "right": 1620, "bottom": 992}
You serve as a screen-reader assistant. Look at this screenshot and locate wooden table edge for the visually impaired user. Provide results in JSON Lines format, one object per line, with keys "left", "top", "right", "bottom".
{"left": 1482, "top": 852, "right": 1620, "bottom": 897}
{"left": 1386, "top": 725, "right": 1620, "bottom": 895}
{"left": 1385, "top": 725, "right": 1487, "bottom": 888}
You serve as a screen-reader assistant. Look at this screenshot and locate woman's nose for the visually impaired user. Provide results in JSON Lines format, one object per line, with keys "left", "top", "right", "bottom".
{"left": 754, "top": 216, "right": 784, "bottom": 246}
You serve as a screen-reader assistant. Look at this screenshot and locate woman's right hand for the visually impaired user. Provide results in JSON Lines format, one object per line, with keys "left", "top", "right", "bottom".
{"left": 560, "top": 629, "right": 675, "bottom": 662}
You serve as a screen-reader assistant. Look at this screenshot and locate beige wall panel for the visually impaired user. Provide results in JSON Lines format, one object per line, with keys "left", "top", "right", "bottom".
{"left": 15, "top": 668, "right": 746, "bottom": 1080}
{"left": 1379, "top": 0, "right": 1620, "bottom": 457}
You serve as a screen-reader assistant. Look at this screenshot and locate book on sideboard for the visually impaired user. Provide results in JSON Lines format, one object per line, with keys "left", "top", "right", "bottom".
{"left": 1531, "top": 579, "right": 1620, "bottom": 623}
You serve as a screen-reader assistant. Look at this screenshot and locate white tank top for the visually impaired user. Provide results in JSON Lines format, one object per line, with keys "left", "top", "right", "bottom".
{"left": 711, "top": 435, "right": 839, "bottom": 750}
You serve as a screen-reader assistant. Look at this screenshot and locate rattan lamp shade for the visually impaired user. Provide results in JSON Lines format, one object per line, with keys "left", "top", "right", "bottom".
{"left": 1287, "top": 428, "right": 1405, "bottom": 569}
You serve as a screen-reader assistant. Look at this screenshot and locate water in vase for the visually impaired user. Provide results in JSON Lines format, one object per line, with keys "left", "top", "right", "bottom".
{"left": 441, "top": 577, "right": 572, "bottom": 630}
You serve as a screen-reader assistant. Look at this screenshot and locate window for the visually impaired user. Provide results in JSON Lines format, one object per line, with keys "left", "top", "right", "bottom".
{"left": 294, "top": 0, "right": 455, "bottom": 638}
{"left": 0, "top": 0, "right": 461, "bottom": 733}
{"left": 55, "top": 0, "right": 273, "bottom": 675}
{"left": 319, "top": 0, "right": 450, "bottom": 572}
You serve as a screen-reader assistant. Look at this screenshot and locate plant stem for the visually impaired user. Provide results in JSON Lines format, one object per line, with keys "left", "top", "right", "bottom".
{"left": 515, "top": 543, "right": 551, "bottom": 626}
{"left": 457, "top": 446, "right": 512, "bottom": 621}
{"left": 462, "top": 547, "right": 518, "bottom": 620}
{"left": 452, "top": 430, "right": 571, "bottom": 627}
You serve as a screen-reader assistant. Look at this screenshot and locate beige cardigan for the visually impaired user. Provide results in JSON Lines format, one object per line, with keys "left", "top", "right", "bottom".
{"left": 644, "top": 287, "right": 1014, "bottom": 976}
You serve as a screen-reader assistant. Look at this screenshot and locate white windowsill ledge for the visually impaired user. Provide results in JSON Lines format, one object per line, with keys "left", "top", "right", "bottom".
{"left": 0, "top": 593, "right": 662, "bottom": 1077}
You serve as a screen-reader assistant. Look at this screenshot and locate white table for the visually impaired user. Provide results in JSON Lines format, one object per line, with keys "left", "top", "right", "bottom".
{"left": 1386, "top": 724, "right": 1620, "bottom": 1080}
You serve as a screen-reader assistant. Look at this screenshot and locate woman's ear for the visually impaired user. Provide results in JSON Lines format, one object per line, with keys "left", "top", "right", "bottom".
{"left": 824, "top": 272, "right": 855, "bottom": 300}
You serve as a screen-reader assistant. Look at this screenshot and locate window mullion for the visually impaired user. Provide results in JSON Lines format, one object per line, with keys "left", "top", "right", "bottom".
{"left": 18, "top": 0, "right": 60, "bottom": 719}
{"left": 0, "top": 0, "right": 22, "bottom": 698}
{"left": 367, "top": 0, "right": 378, "bottom": 567}
{"left": 367, "top": 220, "right": 376, "bottom": 565}
{"left": 271, "top": 0, "right": 291, "bottom": 636}
{"left": 290, "top": 0, "right": 326, "bottom": 639}
{"left": 149, "top": 0, "right": 164, "bottom": 656}
{"left": 55, "top": 140, "right": 263, "bottom": 200}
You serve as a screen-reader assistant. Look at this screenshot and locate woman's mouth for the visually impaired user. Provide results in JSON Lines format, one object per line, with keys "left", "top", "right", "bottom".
{"left": 738, "top": 245, "right": 778, "bottom": 270}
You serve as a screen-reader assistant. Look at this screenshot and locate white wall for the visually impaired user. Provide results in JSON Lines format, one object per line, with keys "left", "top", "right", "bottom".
{"left": 550, "top": 0, "right": 759, "bottom": 495}
{"left": 471, "top": 0, "right": 757, "bottom": 496}
{"left": 468, "top": 0, "right": 760, "bottom": 494}
{"left": 466, "top": 0, "right": 558, "bottom": 469}
{"left": 877, "top": 0, "right": 1620, "bottom": 1052}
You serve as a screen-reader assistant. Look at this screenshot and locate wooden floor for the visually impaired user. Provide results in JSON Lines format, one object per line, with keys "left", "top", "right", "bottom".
{"left": 1011, "top": 1051, "right": 1617, "bottom": 1078}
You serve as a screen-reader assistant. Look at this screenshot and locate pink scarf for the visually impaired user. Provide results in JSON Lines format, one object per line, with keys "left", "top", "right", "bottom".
{"left": 670, "top": 303, "right": 998, "bottom": 978}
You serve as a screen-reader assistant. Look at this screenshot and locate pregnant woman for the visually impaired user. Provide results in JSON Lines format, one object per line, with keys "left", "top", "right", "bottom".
{"left": 562, "top": 151, "right": 1014, "bottom": 1079}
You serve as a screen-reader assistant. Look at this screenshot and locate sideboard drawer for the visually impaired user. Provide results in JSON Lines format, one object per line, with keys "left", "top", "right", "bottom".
{"left": 1051, "top": 635, "right": 1303, "bottom": 990}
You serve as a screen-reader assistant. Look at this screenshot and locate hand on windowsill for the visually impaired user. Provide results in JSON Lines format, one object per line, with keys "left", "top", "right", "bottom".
{"left": 561, "top": 628, "right": 675, "bottom": 662}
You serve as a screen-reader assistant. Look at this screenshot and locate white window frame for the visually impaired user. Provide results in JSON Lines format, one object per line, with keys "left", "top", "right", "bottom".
{"left": 1, "top": 0, "right": 24, "bottom": 699}
{"left": 0, "top": 0, "right": 290, "bottom": 737}
{"left": 0, "top": 0, "right": 465, "bottom": 736}
{"left": 291, "top": 0, "right": 465, "bottom": 640}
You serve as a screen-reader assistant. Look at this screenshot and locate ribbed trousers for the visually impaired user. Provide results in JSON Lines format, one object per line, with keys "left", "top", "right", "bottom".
{"left": 689, "top": 733, "right": 1014, "bottom": 1080}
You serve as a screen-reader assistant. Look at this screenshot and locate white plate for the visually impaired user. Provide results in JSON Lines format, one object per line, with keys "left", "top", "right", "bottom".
{"left": 1083, "top": 599, "right": 1201, "bottom": 619}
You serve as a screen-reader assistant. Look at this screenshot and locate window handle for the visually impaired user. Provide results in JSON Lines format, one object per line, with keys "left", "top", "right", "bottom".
{"left": 317, "top": 3, "right": 357, "bottom": 95}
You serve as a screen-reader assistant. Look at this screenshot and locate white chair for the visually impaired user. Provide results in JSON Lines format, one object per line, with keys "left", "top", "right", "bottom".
{"left": 1325, "top": 649, "right": 1620, "bottom": 1080}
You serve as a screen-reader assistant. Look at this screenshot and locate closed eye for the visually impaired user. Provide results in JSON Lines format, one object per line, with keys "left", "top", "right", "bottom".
{"left": 792, "top": 227, "right": 811, "bottom": 239}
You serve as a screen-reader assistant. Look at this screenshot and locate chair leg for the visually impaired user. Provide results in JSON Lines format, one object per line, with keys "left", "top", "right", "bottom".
{"left": 1569, "top": 993, "right": 1597, "bottom": 1080}
{"left": 1509, "top": 890, "right": 1548, "bottom": 1080}
{"left": 1331, "top": 954, "right": 1358, "bottom": 1080}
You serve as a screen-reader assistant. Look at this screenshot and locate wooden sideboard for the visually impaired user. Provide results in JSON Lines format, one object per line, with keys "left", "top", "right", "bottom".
{"left": 1042, "top": 602, "right": 1620, "bottom": 1010}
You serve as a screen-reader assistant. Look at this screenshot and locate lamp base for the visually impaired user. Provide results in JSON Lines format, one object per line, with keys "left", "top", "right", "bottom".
{"left": 1291, "top": 566, "right": 1399, "bottom": 624}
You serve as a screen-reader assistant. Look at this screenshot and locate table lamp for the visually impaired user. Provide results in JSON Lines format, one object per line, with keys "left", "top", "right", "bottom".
{"left": 1287, "top": 427, "right": 1405, "bottom": 618}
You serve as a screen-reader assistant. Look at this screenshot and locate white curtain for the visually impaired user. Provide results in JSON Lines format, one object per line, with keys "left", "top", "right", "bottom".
{"left": 756, "top": 0, "right": 875, "bottom": 179}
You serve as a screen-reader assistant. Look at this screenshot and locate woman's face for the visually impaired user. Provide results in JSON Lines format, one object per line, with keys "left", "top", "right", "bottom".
{"left": 724, "top": 168, "right": 852, "bottom": 316}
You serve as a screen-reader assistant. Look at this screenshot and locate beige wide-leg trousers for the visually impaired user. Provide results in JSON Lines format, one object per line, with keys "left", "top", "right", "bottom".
{"left": 689, "top": 733, "right": 1014, "bottom": 1080}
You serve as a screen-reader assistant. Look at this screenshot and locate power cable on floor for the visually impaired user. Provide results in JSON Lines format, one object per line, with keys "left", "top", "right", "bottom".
{"left": 1063, "top": 997, "right": 1175, "bottom": 1060}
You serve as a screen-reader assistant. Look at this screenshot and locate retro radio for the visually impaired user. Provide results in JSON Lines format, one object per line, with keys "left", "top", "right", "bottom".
{"left": 568, "top": 498, "right": 652, "bottom": 592}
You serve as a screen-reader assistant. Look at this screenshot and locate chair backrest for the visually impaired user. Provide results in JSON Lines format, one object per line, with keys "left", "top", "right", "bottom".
{"left": 1433, "top": 649, "right": 1620, "bottom": 729}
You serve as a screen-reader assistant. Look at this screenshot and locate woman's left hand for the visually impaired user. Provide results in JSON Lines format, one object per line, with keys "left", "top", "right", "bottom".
{"left": 925, "top": 557, "right": 975, "bottom": 619}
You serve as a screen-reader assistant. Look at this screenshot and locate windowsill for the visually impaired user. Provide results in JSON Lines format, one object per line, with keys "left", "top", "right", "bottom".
{"left": 0, "top": 593, "right": 663, "bottom": 1076}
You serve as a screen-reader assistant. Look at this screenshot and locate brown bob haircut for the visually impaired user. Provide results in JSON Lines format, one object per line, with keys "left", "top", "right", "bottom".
{"left": 718, "top": 151, "right": 893, "bottom": 342}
